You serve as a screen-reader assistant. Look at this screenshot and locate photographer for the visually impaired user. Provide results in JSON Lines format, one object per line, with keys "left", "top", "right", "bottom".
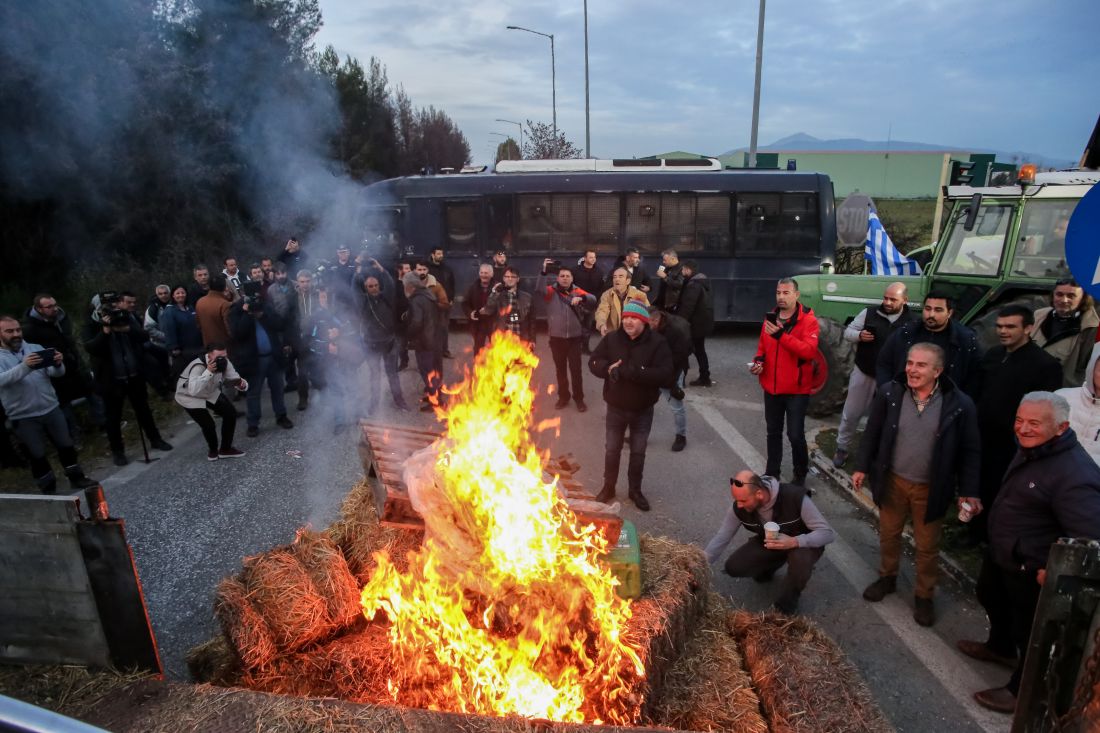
{"left": 480, "top": 266, "right": 535, "bottom": 345}
{"left": 0, "top": 315, "right": 98, "bottom": 492}
{"left": 539, "top": 260, "right": 596, "bottom": 412}
{"left": 82, "top": 293, "right": 174, "bottom": 466}
{"left": 175, "top": 343, "right": 247, "bottom": 461}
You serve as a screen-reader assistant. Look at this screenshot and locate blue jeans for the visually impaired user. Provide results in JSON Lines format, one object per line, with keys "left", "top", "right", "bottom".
{"left": 246, "top": 355, "right": 288, "bottom": 427}
{"left": 660, "top": 370, "right": 687, "bottom": 436}
{"left": 763, "top": 392, "right": 809, "bottom": 479}
{"left": 603, "top": 404, "right": 654, "bottom": 493}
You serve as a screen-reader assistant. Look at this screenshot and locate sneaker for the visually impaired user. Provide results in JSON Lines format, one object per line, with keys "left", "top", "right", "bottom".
{"left": 554, "top": 399, "right": 569, "bottom": 410}
{"left": 246, "top": 426, "right": 259, "bottom": 437}
{"left": 218, "top": 447, "right": 246, "bottom": 459}
{"left": 689, "top": 377, "right": 713, "bottom": 387}
{"left": 671, "top": 434, "right": 686, "bottom": 452}
{"left": 207, "top": 450, "right": 219, "bottom": 461}
{"left": 832, "top": 449, "right": 848, "bottom": 468}
{"left": 913, "top": 596, "right": 935, "bottom": 627}
{"left": 862, "top": 576, "right": 897, "bottom": 602}
{"left": 112, "top": 452, "right": 129, "bottom": 467}
{"left": 628, "top": 490, "right": 651, "bottom": 512}
{"left": 594, "top": 485, "right": 616, "bottom": 504}
{"left": 150, "top": 438, "right": 173, "bottom": 451}
{"left": 276, "top": 416, "right": 294, "bottom": 429}
{"left": 575, "top": 400, "right": 587, "bottom": 413}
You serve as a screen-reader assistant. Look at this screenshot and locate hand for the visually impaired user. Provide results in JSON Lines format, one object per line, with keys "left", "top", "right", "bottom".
{"left": 859, "top": 329, "right": 875, "bottom": 342}
{"left": 763, "top": 319, "right": 782, "bottom": 336}
{"left": 570, "top": 296, "right": 582, "bottom": 306}
{"left": 656, "top": 268, "right": 667, "bottom": 280}
{"left": 852, "top": 471, "right": 865, "bottom": 491}
{"left": 328, "top": 342, "right": 338, "bottom": 355}
{"left": 640, "top": 285, "right": 650, "bottom": 292}
{"left": 959, "top": 496, "right": 983, "bottom": 516}
{"left": 600, "top": 325, "right": 609, "bottom": 336}
{"left": 236, "top": 378, "right": 249, "bottom": 392}
{"left": 52, "top": 350, "right": 63, "bottom": 365}
{"left": 608, "top": 359, "right": 623, "bottom": 374}
{"left": 24, "top": 352, "right": 42, "bottom": 368}
{"left": 764, "top": 534, "right": 798, "bottom": 551}
{"left": 1037, "top": 568, "right": 1047, "bottom": 586}
{"left": 242, "top": 301, "right": 250, "bottom": 312}
{"left": 749, "top": 360, "right": 763, "bottom": 375}
{"left": 470, "top": 311, "right": 479, "bottom": 321}
{"left": 492, "top": 282, "right": 503, "bottom": 293}
{"left": 543, "top": 257, "right": 554, "bottom": 268}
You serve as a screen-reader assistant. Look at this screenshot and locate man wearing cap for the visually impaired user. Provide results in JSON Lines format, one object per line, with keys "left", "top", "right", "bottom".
{"left": 589, "top": 300, "right": 674, "bottom": 511}
{"left": 704, "top": 470, "right": 836, "bottom": 614}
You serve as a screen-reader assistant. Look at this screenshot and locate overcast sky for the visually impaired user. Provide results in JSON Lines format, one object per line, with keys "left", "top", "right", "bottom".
{"left": 315, "top": 0, "right": 1098, "bottom": 166}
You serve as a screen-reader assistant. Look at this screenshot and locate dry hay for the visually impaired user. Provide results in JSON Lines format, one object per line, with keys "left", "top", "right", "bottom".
{"left": 650, "top": 593, "right": 767, "bottom": 733}
{"left": 730, "top": 610, "right": 894, "bottom": 733}
{"left": 214, "top": 576, "right": 278, "bottom": 669}
{"left": 185, "top": 635, "right": 241, "bottom": 687}
{"left": 290, "top": 529, "right": 362, "bottom": 629}
{"left": 0, "top": 664, "right": 151, "bottom": 721}
{"left": 242, "top": 548, "right": 333, "bottom": 652}
{"left": 326, "top": 478, "right": 423, "bottom": 581}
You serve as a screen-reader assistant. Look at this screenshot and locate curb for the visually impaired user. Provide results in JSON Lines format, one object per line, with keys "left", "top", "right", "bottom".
{"left": 807, "top": 425, "right": 978, "bottom": 591}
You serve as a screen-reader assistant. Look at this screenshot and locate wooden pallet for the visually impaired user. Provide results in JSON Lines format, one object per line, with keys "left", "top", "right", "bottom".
{"left": 358, "top": 422, "right": 622, "bottom": 544}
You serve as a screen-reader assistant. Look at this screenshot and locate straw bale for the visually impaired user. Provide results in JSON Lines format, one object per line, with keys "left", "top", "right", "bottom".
{"left": 328, "top": 478, "right": 423, "bottom": 581}
{"left": 185, "top": 635, "right": 241, "bottom": 686}
{"left": 243, "top": 548, "right": 333, "bottom": 653}
{"left": 214, "top": 576, "right": 277, "bottom": 669}
{"left": 0, "top": 664, "right": 151, "bottom": 721}
{"left": 291, "top": 529, "right": 363, "bottom": 629}
{"left": 651, "top": 592, "right": 767, "bottom": 733}
{"left": 730, "top": 610, "right": 894, "bottom": 733}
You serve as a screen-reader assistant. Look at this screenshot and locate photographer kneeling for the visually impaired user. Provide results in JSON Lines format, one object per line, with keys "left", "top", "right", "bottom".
{"left": 175, "top": 343, "right": 247, "bottom": 461}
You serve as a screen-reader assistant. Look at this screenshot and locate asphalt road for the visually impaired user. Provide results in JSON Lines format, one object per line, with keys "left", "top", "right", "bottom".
{"left": 96, "top": 326, "right": 1012, "bottom": 733}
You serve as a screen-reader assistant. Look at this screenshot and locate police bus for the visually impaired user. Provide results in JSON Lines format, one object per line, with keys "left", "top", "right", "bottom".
{"left": 360, "top": 157, "right": 837, "bottom": 322}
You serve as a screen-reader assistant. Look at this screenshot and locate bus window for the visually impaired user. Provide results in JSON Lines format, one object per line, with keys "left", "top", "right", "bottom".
{"left": 549, "top": 194, "right": 588, "bottom": 251}
{"left": 516, "top": 193, "right": 619, "bottom": 252}
{"left": 587, "top": 194, "right": 621, "bottom": 253}
{"left": 697, "top": 194, "right": 731, "bottom": 253}
{"left": 660, "top": 194, "right": 696, "bottom": 250}
{"left": 445, "top": 201, "right": 478, "bottom": 252}
{"left": 736, "top": 194, "right": 781, "bottom": 255}
{"left": 625, "top": 194, "right": 661, "bottom": 253}
{"left": 487, "top": 196, "right": 514, "bottom": 252}
{"left": 782, "top": 193, "right": 819, "bottom": 256}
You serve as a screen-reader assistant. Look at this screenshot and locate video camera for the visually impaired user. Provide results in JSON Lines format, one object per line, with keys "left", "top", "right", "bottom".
{"left": 240, "top": 281, "right": 264, "bottom": 309}
{"left": 96, "top": 291, "right": 127, "bottom": 325}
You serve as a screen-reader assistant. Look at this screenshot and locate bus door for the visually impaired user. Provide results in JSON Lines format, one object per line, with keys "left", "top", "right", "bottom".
{"left": 441, "top": 197, "right": 484, "bottom": 319}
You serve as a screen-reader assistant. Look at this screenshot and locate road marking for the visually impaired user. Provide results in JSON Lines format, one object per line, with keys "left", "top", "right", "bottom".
{"left": 686, "top": 394, "right": 763, "bottom": 412}
{"left": 692, "top": 400, "right": 1008, "bottom": 733}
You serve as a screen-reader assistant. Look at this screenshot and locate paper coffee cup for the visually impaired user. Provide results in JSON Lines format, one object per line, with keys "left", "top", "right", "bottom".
{"left": 764, "top": 521, "right": 780, "bottom": 540}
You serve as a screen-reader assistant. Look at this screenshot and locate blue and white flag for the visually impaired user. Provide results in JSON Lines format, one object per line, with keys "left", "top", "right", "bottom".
{"left": 864, "top": 208, "right": 921, "bottom": 276}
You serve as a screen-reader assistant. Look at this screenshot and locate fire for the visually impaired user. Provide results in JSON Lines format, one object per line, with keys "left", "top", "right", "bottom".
{"left": 360, "top": 331, "right": 644, "bottom": 723}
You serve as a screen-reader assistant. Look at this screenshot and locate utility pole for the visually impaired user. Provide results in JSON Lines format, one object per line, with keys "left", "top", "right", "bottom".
{"left": 747, "top": 0, "right": 765, "bottom": 169}
{"left": 584, "top": 0, "right": 591, "bottom": 158}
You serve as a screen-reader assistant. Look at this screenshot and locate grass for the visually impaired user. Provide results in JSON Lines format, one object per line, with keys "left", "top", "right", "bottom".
{"left": 873, "top": 199, "right": 938, "bottom": 253}
{"left": 814, "top": 427, "right": 983, "bottom": 580}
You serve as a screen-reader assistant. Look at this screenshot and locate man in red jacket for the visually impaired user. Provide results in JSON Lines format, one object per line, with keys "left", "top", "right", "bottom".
{"left": 750, "top": 278, "right": 820, "bottom": 485}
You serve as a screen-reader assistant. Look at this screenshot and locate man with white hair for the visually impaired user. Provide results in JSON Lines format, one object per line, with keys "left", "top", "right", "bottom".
{"left": 961, "top": 391, "right": 1100, "bottom": 714}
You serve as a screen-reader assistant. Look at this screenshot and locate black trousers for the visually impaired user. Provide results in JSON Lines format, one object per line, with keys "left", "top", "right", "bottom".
{"left": 692, "top": 336, "right": 710, "bottom": 380}
{"left": 724, "top": 540, "right": 824, "bottom": 602}
{"left": 549, "top": 336, "right": 585, "bottom": 403}
{"left": 183, "top": 394, "right": 237, "bottom": 452}
{"left": 101, "top": 377, "right": 162, "bottom": 453}
{"left": 975, "top": 552, "right": 1042, "bottom": 695}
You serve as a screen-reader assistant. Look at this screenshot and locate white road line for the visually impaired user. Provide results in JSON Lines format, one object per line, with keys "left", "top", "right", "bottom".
{"left": 692, "top": 400, "right": 1009, "bottom": 733}
{"left": 686, "top": 394, "right": 763, "bottom": 412}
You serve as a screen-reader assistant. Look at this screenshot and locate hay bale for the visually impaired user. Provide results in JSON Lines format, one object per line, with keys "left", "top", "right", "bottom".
{"left": 651, "top": 593, "right": 768, "bottom": 733}
{"left": 291, "top": 529, "right": 363, "bottom": 629}
{"left": 213, "top": 577, "right": 277, "bottom": 669}
{"left": 730, "top": 610, "right": 894, "bottom": 733}
{"left": 328, "top": 478, "right": 423, "bottom": 581}
{"left": 185, "top": 636, "right": 241, "bottom": 686}
{"left": 243, "top": 549, "right": 332, "bottom": 653}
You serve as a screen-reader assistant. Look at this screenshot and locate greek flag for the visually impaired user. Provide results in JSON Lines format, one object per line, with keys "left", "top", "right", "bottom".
{"left": 864, "top": 208, "right": 921, "bottom": 276}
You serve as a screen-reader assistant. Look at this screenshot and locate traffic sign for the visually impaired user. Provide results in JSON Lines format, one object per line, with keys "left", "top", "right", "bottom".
{"left": 836, "top": 193, "right": 875, "bottom": 246}
{"left": 1065, "top": 182, "right": 1100, "bottom": 298}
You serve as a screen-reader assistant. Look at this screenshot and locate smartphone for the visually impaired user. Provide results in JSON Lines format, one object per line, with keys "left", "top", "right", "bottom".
{"left": 33, "top": 348, "right": 56, "bottom": 368}
{"left": 764, "top": 312, "right": 778, "bottom": 324}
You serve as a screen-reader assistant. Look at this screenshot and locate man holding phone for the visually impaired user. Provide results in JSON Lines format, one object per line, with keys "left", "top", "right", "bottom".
{"left": 0, "top": 315, "right": 98, "bottom": 492}
{"left": 750, "top": 278, "right": 820, "bottom": 486}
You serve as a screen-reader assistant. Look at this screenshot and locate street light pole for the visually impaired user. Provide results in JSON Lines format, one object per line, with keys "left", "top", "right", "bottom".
{"left": 495, "top": 118, "right": 524, "bottom": 153}
{"left": 506, "top": 25, "right": 556, "bottom": 139}
{"left": 747, "top": 0, "right": 765, "bottom": 169}
{"left": 584, "top": 0, "right": 591, "bottom": 158}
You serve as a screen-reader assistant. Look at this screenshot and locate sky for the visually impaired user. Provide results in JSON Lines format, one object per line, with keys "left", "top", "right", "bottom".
{"left": 315, "top": 0, "right": 1099, "bottom": 167}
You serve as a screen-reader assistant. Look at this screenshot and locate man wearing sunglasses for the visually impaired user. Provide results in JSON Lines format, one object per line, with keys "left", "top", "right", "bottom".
{"left": 703, "top": 470, "right": 835, "bottom": 614}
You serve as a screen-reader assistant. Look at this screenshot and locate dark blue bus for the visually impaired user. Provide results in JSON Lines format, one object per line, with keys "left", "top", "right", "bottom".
{"left": 359, "top": 158, "right": 836, "bottom": 322}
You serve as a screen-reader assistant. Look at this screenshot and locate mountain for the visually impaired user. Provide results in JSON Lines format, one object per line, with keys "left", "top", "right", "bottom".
{"left": 720, "top": 133, "right": 1075, "bottom": 169}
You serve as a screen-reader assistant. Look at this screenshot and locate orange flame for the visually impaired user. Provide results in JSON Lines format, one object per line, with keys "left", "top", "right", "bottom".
{"left": 360, "top": 331, "right": 643, "bottom": 723}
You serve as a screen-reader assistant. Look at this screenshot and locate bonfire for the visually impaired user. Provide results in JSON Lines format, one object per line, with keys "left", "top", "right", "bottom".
{"left": 358, "top": 331, "right": 645, "bottom": 724}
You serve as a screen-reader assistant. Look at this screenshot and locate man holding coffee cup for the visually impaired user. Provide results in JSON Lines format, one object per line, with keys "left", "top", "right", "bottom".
{"left": 703, "top": 469, "right": 835, "bottom": 614}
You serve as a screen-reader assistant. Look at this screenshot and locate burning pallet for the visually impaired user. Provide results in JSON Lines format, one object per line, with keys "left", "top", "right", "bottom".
{"left": 358, "top": 421, "right": 623, "bottom": 545}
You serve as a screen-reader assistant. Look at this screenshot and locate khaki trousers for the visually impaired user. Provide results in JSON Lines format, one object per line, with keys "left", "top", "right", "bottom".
{"left": 878, "top": 473, "right": 943, "bottom": 599}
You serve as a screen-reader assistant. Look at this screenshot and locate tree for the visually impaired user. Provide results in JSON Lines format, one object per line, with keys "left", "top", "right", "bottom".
{"left": 495, "top": 138, "right": 521, "bottom": 164}
{"left": 522, "top": 120, "right": 582, "bottom": 159}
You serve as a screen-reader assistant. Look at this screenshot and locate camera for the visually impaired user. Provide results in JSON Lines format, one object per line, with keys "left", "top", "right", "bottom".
{"left": 241, "top": 281, "right": 263, "bottom": 309}
{"left": 543, "top": 258, "right": 563, "bottom": 275}
{"left": 213, "top": 356, "right": 228, "bottom": 373}
{"left": 96, "top": 291, "right": 127, "bottom": 325}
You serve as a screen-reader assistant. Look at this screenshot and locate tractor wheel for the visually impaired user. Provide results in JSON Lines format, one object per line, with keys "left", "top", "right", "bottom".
{"left": 967, "top": 295, "right": 1049, "bottom": 351}
{"left": 808, "top": 316, "right": 855, "bottom": 418}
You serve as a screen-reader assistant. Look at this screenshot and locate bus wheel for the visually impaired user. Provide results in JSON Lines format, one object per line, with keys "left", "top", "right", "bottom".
{"left": 808, "top": 317, "right": 855, "bottom": 418}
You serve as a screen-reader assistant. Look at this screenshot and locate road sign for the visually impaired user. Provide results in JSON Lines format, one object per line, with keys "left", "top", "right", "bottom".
{"left": 836, "top": 193, "right": 874, "bottom": 246}
{"left": 1065, "top": 182, "right": 1100, "bottom": 298}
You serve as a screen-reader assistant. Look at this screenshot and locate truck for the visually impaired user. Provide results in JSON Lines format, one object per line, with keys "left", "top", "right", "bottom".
{"left": 798, "top": 166, "right": 1100, "bottom": 415}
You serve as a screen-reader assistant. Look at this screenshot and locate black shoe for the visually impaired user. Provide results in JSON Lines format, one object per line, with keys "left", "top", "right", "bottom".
{"left": 689, "top": 377, "right": 713, "bottom": 387}
{"left": 575, "top": 400, "right": 587, "bottom": 413}
{"left": 671, "top": 434, "right": 686, "bottom": 452}
{"left": 246, "top": 426, "right": 259, "bottom": 438}
{"left": 150, "top": 438, "right": 173, "bottom": 451}
{"left": 862, "top": 576, "right": 897, "bottom": 602}
{"left": 276, "top": 416, "right": 294, "bottom": 429}
{"left": 283, "top": 383, "right": 298, "bottom": 393}
{"left": 914, "top": 596, "right": 936, "bottom": 627}
{"left": 832, "top": 449, "right": 848, "bottom": 469}
{"left": 554, "top": 399, "right": 569, "bottom": 410}
{"left": 629, "top": 490, "right": 651, "bottom": 512}
{"left": 297, "top": 398, "right": 308, "bottom": 411}
{"left": 112, "top": 452, "right": 129, "bottom": 467}
{"left": 773, "top": 592, "right": 800, "bottom": 615}
{"left": 594, "top": 485, "right": 616, "bottom": 504}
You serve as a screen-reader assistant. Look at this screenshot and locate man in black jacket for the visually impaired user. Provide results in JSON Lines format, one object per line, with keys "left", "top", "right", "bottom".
{"left": 653, "top": 249, "right": 685, "bottom": 313}
{"left": 228, "top": 297, "right": 293, "bottom": 436}
{"left": 853, "top": 342, "right": 981, "bottom": 627}
{"left": 961, "top": 392, "right": 1100, "bottom": 714}
{"left": 358, "top": 262, "right": 409, "bottom": 413}
{"left": 572, "top": 248, "right": 606, "bottom": 354}
{"left": 589, "top": 300, "right": 674, "bottom": 511}
{"left": 876, "top": 292, "right": 982, "bottom": 396}
{"left": 427, "top": 247, "right": 456, "bottom": 358}
{"left": 678, "top": 261, "right": 715, "bottom": 387}
{"left": 971, "top": 305, "right": 1062, "bottom": 543}
{"left": 403, "top": 272, "right": 443, "bottom": 411}
{"left": 649, "top": 308, "right": 692, "bottom": 451}
{"left": 465, "top": 263, "right": 497, "bottom": 354}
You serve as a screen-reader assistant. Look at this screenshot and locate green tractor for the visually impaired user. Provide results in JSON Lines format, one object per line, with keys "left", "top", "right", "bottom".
{"left": 800, "top": 168, "right": 1100, "bottom": 416}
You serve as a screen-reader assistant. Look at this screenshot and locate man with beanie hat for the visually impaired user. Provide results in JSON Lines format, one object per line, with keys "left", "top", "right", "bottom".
{"left": 589, "top": 299, "right": 675, "bottom": 511}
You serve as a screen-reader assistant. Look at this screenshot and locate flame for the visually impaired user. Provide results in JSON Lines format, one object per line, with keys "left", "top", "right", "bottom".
{"left": 360, "top": 331, "right": 644, "bottom": 723}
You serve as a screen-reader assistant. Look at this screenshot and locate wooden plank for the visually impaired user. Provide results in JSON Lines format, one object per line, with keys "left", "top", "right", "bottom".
{"left": 0, "top": 494, "right": 81, "bottom": 532}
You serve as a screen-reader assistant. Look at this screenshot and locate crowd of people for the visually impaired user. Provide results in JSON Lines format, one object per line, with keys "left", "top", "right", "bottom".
{"left": 3, "top": 238, "right": 1099, "bottom": 716}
